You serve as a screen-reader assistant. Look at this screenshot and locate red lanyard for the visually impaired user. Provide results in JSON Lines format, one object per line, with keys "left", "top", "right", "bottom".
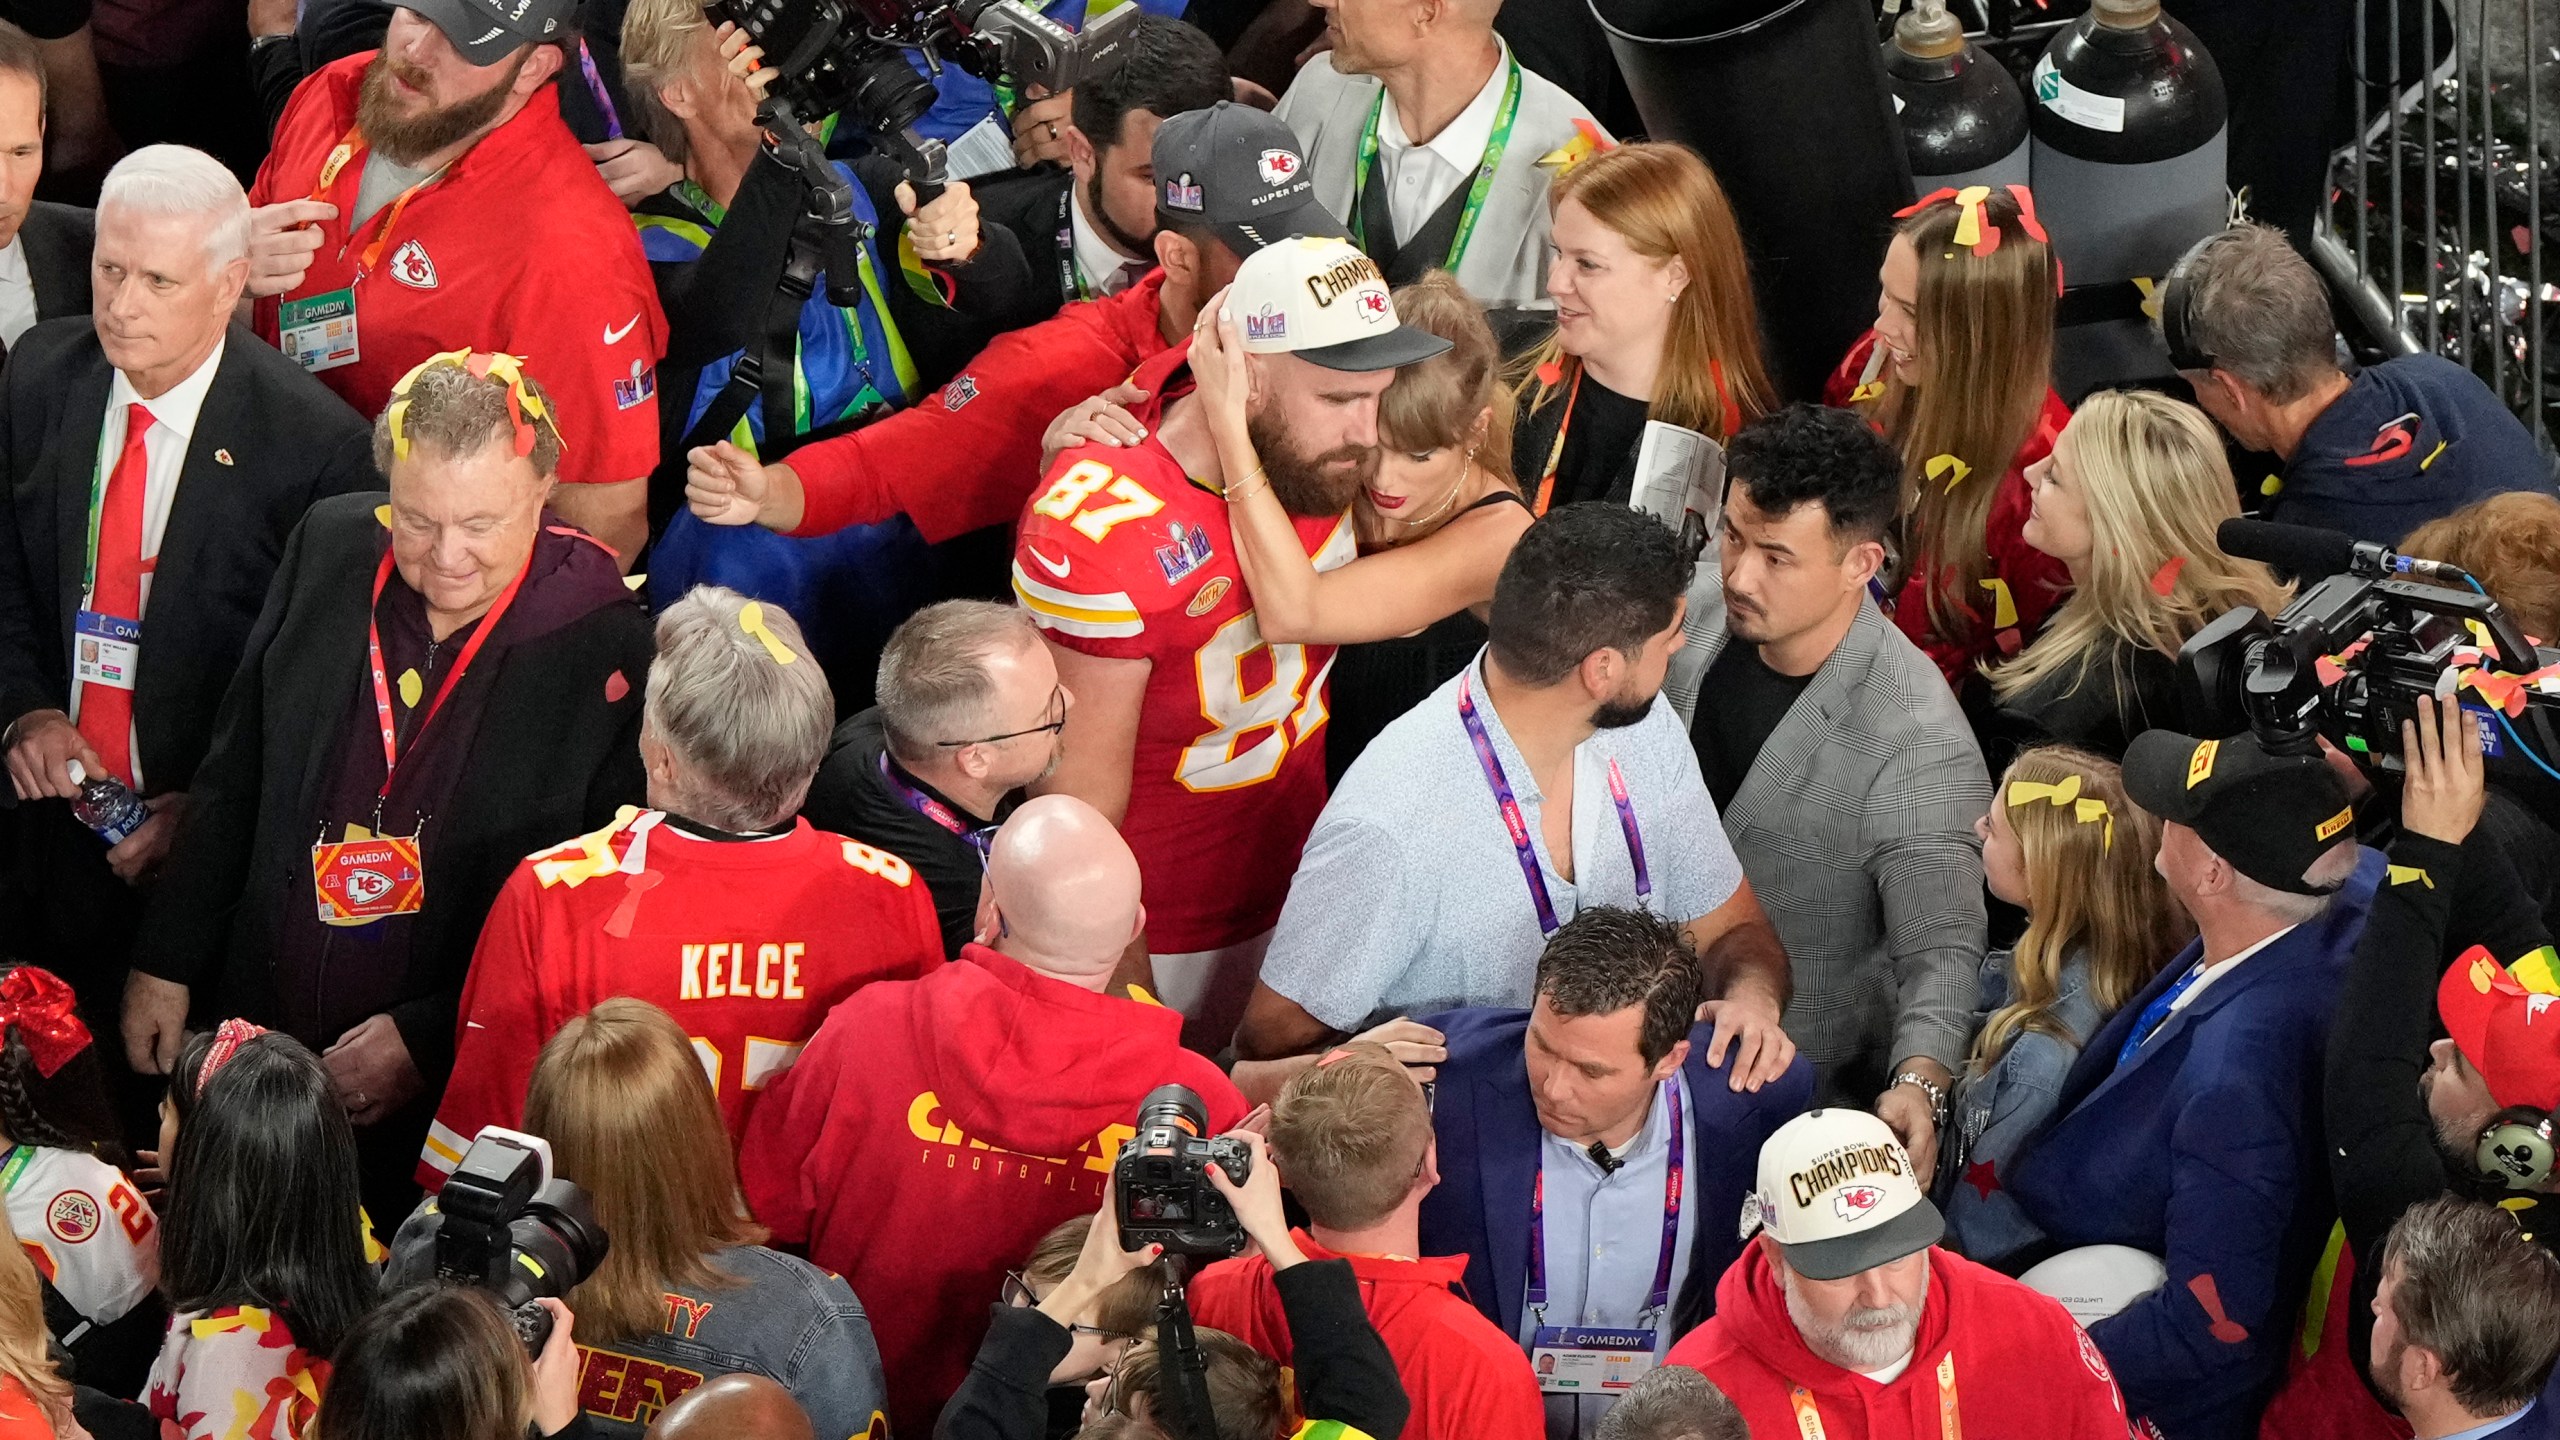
{"left": 310, "top": 126, "right": 442, "bottom": 278}
{"left": 365, "top": 544, "right": 526, "bottom": 801}
{"left": 1530, "top": 369, "right": 1583, "bottom": 517}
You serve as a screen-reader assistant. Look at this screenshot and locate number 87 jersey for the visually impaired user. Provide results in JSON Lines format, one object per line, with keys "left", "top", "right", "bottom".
{"left": 1012, "top": 359, "right": 1357, "bottom": 955}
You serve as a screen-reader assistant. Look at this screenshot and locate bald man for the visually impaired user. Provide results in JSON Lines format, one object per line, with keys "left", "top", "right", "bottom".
{"left": 740, "top": 796, "right": 1245, "bottom": 1438}
{"left": 646, "top": 1375, "right": 816, "bottom": 1440}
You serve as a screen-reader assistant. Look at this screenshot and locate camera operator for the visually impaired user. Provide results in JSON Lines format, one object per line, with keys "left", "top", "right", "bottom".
{"left": 2166, "top": 223, "right": 2554, "bottom": 545}
{"left": 739, "top": 794, "right": 1245, "bottom": 1437}
{"left": 1190, "top": 1042, "right": 1544, "bottom": 1440}
{"left": 402, "top": 998, "right": 888, "bottom": 1440}
{"left": 2311, "top": 696, "right": 2559, "bottom": 1436}
{"left": 937, "top": 1160, "right": 1412, "bottom": 1440}
{"left": 314, "top": 1286, "right": 589, "bottom": 1440}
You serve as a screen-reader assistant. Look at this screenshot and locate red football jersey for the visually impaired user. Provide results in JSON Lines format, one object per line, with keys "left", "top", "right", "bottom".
{"left": 421, "top": 809, "right": 941, "bottom": 1186}
{"left": 1011, "top": 347, "right": 1355, "bottom": 954}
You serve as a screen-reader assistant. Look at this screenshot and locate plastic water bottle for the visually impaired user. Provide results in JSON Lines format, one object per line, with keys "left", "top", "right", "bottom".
{"left": 65, "top": 760, "right": 150, "bottom": 845}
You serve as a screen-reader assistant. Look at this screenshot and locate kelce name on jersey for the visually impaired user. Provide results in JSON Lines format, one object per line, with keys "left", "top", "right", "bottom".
{"left": 678, "top": 942, "right": 808, "bottom": 1002}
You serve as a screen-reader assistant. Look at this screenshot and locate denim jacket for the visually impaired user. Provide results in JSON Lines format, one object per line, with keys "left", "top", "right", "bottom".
{"left": 1935, "top": 945, "right": 2106, "bottom": 1268}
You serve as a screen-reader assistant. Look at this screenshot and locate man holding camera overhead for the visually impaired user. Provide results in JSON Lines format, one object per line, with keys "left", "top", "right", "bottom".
{"left": 239, "top": 0, "right": 666, "bottom": 563}
{"left": 738, "top": 793, "right": 1244, "bottom": 1438}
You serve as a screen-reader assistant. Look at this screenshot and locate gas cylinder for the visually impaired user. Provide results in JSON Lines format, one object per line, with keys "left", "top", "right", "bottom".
{"left": 1883, "top": 0, "right": 2029, "bottom": 192}
{"left": 2027, "top": 0, "right": 2227, "bottom": 287}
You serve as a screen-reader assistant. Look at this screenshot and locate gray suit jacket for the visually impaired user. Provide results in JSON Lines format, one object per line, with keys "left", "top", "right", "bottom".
{"left": 1669, "top": 580, "right": 1992, "bottom": 1102}
{"left": 1274, "top": 42, "right": 1602, "bottom": 310}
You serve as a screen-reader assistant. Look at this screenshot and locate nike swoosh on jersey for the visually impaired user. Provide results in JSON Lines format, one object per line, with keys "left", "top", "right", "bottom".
{"left": 1028, "top": 547, "right": 1072, "bottom": 579}
{"left": 604, "top": 315, "right": 640, "bottom": 345}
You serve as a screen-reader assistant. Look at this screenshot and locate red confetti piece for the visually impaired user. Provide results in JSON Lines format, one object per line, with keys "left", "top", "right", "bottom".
{"left": 2150, "top": 555, "right": 2188, "bottom": 596}
{"left": 1534, "top": 360, "right": 1564, "bottom": 387}
{"left": 2316, "top": 656, "right": 2347, "bottom": 688}
{"left": 604, "top": 669, "right": 630, "bottom": 703}
{"left": 2188, "top": 1274, "right": 2250, "bottom": 1345}
{"left": 2516, "top": 225, "right": 2535, "bottom": 255}
{"left": 1995, "top": 627, "right": 2024, "bottom": 657}
{"left": 602, "top": 869, "right": 663, "bottom": 939}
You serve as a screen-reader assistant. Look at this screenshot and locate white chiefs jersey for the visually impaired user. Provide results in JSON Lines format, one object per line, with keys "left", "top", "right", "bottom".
{"left": 1, "top": 1145, "right": 157, "bottom": 1332}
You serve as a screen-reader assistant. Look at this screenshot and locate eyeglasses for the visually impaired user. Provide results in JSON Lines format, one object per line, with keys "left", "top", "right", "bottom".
{"left": 1000, "top": 1271, "right": 1119, "bottom": 1340}
{"left": 937, "top": 685, "right": 1067, "bottom": 749}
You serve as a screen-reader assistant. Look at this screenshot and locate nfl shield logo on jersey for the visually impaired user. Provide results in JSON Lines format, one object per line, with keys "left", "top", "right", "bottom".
{"left": 387, "top": 240, "right": 438, "bottom": 290}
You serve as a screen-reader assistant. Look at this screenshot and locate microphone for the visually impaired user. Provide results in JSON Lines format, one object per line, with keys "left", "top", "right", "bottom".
{"left": 2216, "top": 517, "right": 2476, "bottom": 588}
{"left": 1587, "top": 1140, "right": 1623, "bottom": 1176}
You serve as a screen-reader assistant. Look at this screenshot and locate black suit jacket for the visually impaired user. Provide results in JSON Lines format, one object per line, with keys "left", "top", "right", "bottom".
{"left": 131, "top": 494, "right": 651, "bottom": 1082}
{"left": 975, "top": 167, "right": 1078, "bottom": 316}
{"left": 0, "top": 319, "right": 376, "bottom": 796}
{"left": 20, "top": 202, "right": 92, "bottom": 325}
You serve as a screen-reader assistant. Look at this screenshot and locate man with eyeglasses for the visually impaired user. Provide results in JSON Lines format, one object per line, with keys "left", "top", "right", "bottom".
{"left": 804, "top": 601, "right": 1073, "bottom": 958}
{"left": 418, "top": 586, "right": 945, "bottom": 1186}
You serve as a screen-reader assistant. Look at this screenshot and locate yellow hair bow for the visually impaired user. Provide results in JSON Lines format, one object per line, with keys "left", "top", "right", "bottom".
{"left": 2006, "top": 775, "right": 2114, "bottom": 851}
{"left": 739, "top": 601, "right": 797, "bottom": 665}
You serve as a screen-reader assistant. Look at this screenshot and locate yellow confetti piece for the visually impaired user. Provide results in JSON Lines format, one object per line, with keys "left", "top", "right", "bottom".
{"left": 739, "top": 601, "right": 796, "bottom": 664}
{"left": 1928, "top": 454, "right": 1972, "bottom": 492}
{"left": 1949, "top": 185, "right": 1991, "bottom": 248}
{"left": 2260, "top": 475, "right": 2284, "bottom": 497}
{"left": 1849, "top": 380, "right": 1885, "bottom": 404}
{"left": 1978, "top": 576, "right": 2017, "bottom": 629}
{"left": 2386, "top": 864, "right": 2433, "bottom": 888}
{"left": 2421, "top": 439, "right": 2447, "bottom": 470}
{"left": 374, "top": 504, "right": 394, "bottom": 528}
{"left": 2133, "top": 276, "right": 2163, "bottom": 322}
{"left": 1126, "top": 983, "right": 1164, "bottom": 1008}
{"left": 2514, "top": 944, "right": 2560, "bottom": 996}
{"left": 397, "top": 669, "right": 423, "bottom": 708}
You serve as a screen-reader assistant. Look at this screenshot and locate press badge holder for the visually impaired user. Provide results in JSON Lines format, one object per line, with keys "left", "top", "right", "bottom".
{"left": 311, "top": 821, "right": 425, "bottom": 925}
{"left": 72, "top": 611, "right": 141, "bottom": 691}
{"left": 1529, "top": 1325, "right": 1661, "bottom": 1395}
{"left": 279, "top": 288, "right": 360, "bottom": 374}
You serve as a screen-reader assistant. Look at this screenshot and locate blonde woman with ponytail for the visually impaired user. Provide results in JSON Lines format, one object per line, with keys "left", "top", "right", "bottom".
{"left": 1937, "top": 746, "right": 2187, "bottom": 1267}
{"left": 1990, "top": 389, "right": 2295, "bottom": 762}
{"left": 0, "top": 1209, "right": 75, "bottom": 1439}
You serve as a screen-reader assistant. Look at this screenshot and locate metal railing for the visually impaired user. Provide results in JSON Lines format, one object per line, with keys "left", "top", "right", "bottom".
{"left": 2318, "top": 0, "right": 2556, "bottom": 461}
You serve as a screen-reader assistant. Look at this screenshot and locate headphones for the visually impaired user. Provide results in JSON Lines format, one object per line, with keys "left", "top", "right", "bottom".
{"left": 2157, "top": 232, "right": 2220, "bottom": 374}
{"left": 2475, "top": 1107, "right": 2558, "bottom": 1192}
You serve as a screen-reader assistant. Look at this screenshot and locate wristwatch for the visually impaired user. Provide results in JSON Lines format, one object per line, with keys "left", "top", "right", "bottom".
{"left": 1892, "top": 1070, "right": 1949, "bottom": 1132}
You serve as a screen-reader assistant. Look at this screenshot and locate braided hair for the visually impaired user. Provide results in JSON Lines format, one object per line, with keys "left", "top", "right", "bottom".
{"left": 0, "top": 964, "right": 124, "bottom": 1168}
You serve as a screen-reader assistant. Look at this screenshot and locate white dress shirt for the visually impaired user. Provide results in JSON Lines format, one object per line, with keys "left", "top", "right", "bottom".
{"left": 2166, "top": 922, "right": 2299, "bottom": 1019}
{"left": 1066, "top": 184, "right": 1145, "bottom": 298}
{"left": 0, "top": 236, "right": 38, "bottom": 351}
{"left": 66, "top": 338, "right": 228, "bottom": 779}
{"left": 1374, "top": 39, "right": 1512, "bottom": 245}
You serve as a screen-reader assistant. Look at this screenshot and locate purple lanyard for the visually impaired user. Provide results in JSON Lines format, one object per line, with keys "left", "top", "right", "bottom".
{"left": 1526, "top": 1080, "right": 1684, "bottom": 1323}
{"left": 1456, "top": 673, "right": 1651, "bottom": 936}
{"left": 876, "top": 754, "right": 997, "bottom": 863}
{"left": 577, "top": 38, "right": 624, "bottom": 141}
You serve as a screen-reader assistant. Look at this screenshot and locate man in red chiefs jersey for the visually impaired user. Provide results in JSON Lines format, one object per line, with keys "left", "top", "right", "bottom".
{"left": 1014, "top": 234, "right": 1450, "bottom": 1051}
{"left": 241, "top": 0, "right": 664, "bottom": 563}
{"left": 420, "top": 585, "right": 938, "bottom": 1187}
{"left": 740, "top": 793, "right": 1244, "bottom": 1438}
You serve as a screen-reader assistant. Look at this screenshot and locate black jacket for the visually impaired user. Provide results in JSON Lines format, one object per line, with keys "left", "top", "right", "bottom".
{"left": 131, "top": 494, "right": 651, "bottom": 1083}
{"left": 19, "top": 202, "right": 93, "bottom": 328}
{"left": 0, "top": 319, "right": 376, "bottom": 795}
{"left": 973, "top": 166, "right": 1078, "bottom": 317}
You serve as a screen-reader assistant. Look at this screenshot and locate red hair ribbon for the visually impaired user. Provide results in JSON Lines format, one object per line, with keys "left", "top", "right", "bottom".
{"left": 2004, "top": 184, "right": 2067, "bottom": 296}
{"left": 1894, "top": 186, "right": 1961, "bottom": 221}
{"left": 196, "top": 1017, "right": 270, "bottom": 1099}
{"left": 0, "top": 967, "right": 89, "bottom": 1078}
{"left": 1709, "top": 359, "right": 1742, "bottom": 440}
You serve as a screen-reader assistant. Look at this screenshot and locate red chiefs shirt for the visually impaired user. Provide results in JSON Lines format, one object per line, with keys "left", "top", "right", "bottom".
{"left": 249, "top": 55, "right": 667, "bottom": 489}
{"left": 1188, "top": 1231, "right": 1545, "bottom": 1440}
{"left": 420, "top": 808, "right": 940, "bottom": 1186}
{"left": 1010, "top": 342, "right": 1356, "bottom": 953}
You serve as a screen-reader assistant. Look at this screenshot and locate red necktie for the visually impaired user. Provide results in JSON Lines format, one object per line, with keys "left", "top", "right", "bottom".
{"left": 76, "top": 402, "right": 153, "bottom": 786}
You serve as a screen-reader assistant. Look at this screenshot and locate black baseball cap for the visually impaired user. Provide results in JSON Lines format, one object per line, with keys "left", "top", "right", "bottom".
{"left": 401, "top": 0, "right": 569, "bottom": 67}
{"left": 2122, "top": 729, "right": 2358, "bottom": 895}
{"left": 1152, "top": 101, "right": 1347, "bottom": 256}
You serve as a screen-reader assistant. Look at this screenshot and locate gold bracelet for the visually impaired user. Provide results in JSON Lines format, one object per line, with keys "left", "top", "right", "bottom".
{"left": 1224, "top": 466, "right": 1270, "bottom": 502}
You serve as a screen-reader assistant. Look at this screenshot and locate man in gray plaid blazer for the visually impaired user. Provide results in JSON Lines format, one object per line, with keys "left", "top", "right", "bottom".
{"left": 1667, "top": 406, "right": 1991, "bottom": 1175}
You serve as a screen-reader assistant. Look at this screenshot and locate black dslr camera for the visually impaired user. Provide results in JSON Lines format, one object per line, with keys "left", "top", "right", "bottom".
{"left": 1113, "top": 1085, "right": 1252, "bottom": 1260}
{"left": 400, "top": 1129, "right": 609, "bottom": 1355}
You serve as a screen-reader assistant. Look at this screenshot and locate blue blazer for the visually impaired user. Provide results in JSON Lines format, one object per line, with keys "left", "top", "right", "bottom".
{"left": 2010, "top": 848, "right": 2384, "bottom": 1440}
{"left": 1414, "top": 1007, "right": 1813, "bottom": 1342}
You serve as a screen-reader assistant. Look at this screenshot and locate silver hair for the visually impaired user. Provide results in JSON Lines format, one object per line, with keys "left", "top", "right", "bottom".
{"left": 643, "top": 586, "right": 834, "bottom": 832}
{"left": 1594, "top": 1366, "right": 1748, "bottom": 1440}
{"left": 2226, "top": 838, "right": 2362, "bottom": 927}
{"left": 99, "top": 145, "right": 250, "bottom": 268}
{"left": 2176, "top": 223, "right": 2339, "bottom": 403}
{"left": 876, "top": 600, "right": 1042, "bottom": 764}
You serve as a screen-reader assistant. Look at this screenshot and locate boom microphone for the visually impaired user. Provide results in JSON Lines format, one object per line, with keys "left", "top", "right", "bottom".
{"left": 2216, "top": 517, "right": 2477, "bottom": 589}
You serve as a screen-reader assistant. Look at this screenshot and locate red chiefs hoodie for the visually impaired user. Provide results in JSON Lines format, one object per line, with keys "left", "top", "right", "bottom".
{"left": 1664, "top": 1244, "right": 2130, "bottom": 1440}
{"left": 738, "top": 943, "right": 1244, "bottom": 1437}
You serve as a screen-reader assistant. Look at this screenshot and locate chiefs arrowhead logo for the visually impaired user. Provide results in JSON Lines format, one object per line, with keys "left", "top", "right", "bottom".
{"left": 344, "top": 868, "right": 394, "bottom": 906}
{"left": 1357, "top": 290, "right": 1390, "bottom": 323}
{"left": 387, "top": 239, "right": 438, "bottom": 290}
{"left": 1833, "top": 1184, "right": 1886, "bottom": 1220}
{"left": 1257, "top": 148, "right": 1301, "bottom": 186}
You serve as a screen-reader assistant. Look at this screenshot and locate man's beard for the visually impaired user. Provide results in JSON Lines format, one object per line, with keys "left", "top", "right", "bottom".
{"left": 357, "top": 50, "right": 525, "bottom": 167}
{"left": 1246, "top": 404, "right": 1375, "bottom": 518}
{"left": 1592, "top": 694, "right": 1653, "bottom": 729}
{"left": 1783, "top": 1265, "right": 1926, "bottom": 1373}
{"left": 1085, "top": 168, "right": 1152, "bottom": 261}
{"left": 2369, "top": 1334, "right": 2408, "bottom": 1409}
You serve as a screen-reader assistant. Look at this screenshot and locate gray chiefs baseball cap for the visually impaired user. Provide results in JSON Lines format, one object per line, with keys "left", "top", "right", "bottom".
{"left": 1152, "top": 101, "right": 1347, "bottom": 255}
{"left": 401, "top": 0, "right": 570, "bottom": 67}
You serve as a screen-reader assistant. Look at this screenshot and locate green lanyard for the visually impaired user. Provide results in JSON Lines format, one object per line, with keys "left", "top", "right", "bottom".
{"left": 0, "top": 1146, "right": 31, "bottom": 1195}
{"left": 1349, "top": 55, "right": 1522, "bottom": 273}
{"left": 79, "top": 407, "right": 145, "bottom": 608}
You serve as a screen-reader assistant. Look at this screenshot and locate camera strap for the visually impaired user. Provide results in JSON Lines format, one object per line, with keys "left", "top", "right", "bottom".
{"left": 1153, "top": 1278, "right": 1221, "bottom": 1440}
